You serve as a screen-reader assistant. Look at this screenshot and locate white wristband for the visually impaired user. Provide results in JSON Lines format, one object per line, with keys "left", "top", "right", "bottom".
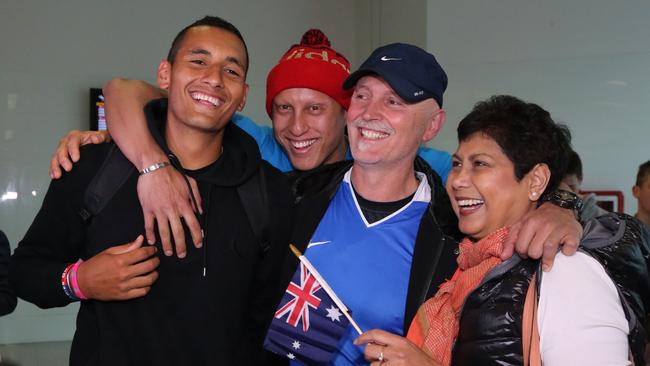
{"left": 139, "top": 161, "right": 172, "bottom": 175}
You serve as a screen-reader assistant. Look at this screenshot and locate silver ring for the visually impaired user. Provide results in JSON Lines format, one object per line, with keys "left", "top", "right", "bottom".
{"left": 378, "top": 349, "right": 385, "bottom": 362}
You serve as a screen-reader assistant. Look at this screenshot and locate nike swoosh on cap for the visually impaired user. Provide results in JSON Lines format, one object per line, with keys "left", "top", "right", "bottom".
{"left": 380, "top": 56, "right": 402, "bottom": 61}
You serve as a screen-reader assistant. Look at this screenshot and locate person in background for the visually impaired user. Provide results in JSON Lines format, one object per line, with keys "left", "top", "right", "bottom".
{"left": 355, "top": 95, "right": 650, "bottom": 366}
{"left": 0, "top": 230, "right": 17, "bottom": 317}
{"left": 633, "top": 160, "right": 650, "bottom": 231}
{"left": 559, "top": 149, "right": 607, "bottom": 222}
{"left": 559, "top": 149, "right": 583, "bottom": 194}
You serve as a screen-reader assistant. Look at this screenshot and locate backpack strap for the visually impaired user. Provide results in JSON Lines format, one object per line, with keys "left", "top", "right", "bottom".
{"left": 522, "top": 269, "right": 542, "bottom": 366}
{"left": 237, "top": 165, "right": 271, "bottom": 254}
{"left": 79, "top": 144, "right": 135, "bottom": 222}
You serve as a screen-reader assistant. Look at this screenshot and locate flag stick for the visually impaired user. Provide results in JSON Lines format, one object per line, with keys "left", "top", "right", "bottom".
{"left": 289, "top": 244, "right": 363, "bottom": 335}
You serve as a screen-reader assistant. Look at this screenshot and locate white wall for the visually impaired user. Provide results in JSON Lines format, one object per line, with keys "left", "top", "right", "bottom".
{"left": 354, "top": 0, "right": 427, "bottom": 63}
{"left": 0, "top": 0, "right": 361, "bottom": 344}
{"left": 427, "top": 0, "right": 650, "bottom": 214}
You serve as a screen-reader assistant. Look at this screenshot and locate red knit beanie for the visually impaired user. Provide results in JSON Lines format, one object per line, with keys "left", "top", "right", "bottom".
{"left": 265, "top": 29, "right": 352, "bottom": 118}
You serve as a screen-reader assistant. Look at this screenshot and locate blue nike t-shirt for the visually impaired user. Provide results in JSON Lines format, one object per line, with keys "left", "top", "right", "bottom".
{"left": 296, "top": 169, "right": 430, "bottom": 365}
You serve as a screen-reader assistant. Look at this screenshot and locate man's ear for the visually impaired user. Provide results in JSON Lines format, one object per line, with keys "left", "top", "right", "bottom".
{"left": 422, "top": 108, "right": 446, "bottom": 143}
{"left": 157, "top": 60, "right": 172, "bottom": 90}
{"left": 527, "top": 163, "right": 551, "bottom": 201}
{"left": 633, "top": 185, "right": 641, "bottom": 199}
{"left": 237, "top": 83, "right": 249, "bottom": 112}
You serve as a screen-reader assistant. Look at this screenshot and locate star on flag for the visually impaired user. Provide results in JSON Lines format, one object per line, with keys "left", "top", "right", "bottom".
{"left": 325, "top": 305, "right": 343, "bottom": 322}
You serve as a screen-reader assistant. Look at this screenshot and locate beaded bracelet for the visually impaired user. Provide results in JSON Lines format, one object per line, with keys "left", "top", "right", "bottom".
{"left": 61, "top": 263, "right": 79, "bottom": 301}
{"left": 69, "top": 261, "right": 88, "bottom": 300}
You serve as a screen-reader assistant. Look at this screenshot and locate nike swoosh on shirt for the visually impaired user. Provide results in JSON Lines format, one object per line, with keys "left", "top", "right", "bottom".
{"left": 380, "top": 56, "right": 402, "bottom": 61}
{"left": 307, "top": 241, "right": 331, "bottom": 248}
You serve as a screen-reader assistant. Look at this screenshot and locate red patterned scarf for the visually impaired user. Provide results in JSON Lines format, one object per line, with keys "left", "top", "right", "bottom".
{"left": 406, "top": 226, "right": 509, "bottom": 365}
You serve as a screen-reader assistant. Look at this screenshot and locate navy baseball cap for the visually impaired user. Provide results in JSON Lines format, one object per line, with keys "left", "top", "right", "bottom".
{"left": 343, "top": 43, "right": 448, "bottom": 106}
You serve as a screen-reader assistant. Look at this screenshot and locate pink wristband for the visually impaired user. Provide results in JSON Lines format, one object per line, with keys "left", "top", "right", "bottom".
{"left": 70, "top": 260, "right": 88, "bottom": 300}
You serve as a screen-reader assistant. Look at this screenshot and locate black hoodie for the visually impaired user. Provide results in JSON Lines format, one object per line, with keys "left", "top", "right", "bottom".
{"left": 10, "top": 99, "right": 294, "bottom": 365}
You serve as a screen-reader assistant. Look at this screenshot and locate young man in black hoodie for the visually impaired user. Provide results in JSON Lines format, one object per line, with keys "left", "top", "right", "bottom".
{"left": 10, "top": 16, "right": 293, "bottom": 365}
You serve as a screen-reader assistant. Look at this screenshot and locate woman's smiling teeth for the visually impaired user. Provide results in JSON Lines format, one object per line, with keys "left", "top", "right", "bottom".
{"left": 457, "top": 199, "right": 484, "bottom": 208}
{"left": 191, "top": 92, "right": 222, "bottom": 107}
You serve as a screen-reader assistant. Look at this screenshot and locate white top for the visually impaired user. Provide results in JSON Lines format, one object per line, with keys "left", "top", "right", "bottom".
{"left": 538, "top": 251, "right": 631, "bottom": 366}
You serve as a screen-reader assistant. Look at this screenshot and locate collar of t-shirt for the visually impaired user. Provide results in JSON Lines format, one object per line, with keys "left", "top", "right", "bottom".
{"left": 353, "top": 187, "right": 416, "bottom": 224}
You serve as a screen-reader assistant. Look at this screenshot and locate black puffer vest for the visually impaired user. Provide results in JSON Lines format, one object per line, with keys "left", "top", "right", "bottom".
{"left": 451, "top": 213, "right": 650, "bottom": 366}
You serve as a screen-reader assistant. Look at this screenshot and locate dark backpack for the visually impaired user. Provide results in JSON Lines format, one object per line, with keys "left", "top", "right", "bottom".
{"left": 79, "top": 144, "right": 271, "bottom": 253}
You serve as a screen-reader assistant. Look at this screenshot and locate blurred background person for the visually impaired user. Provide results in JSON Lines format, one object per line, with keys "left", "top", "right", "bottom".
{"left": 559, "top": 149, "right": 607, "bottom": 222}
{"left": 633, "top": 160, "right": 650, "bottom": 231}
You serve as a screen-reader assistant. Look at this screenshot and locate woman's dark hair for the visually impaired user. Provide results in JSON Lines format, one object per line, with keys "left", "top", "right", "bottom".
{"left": 457, "top": 95, "right": 572, "bottom": 195}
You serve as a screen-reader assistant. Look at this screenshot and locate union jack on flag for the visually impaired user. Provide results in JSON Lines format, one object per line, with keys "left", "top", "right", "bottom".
{"left": 264, "top": 262, "right": 350, "bottom": 365}
{"left": 274, "top": 262, "right": 322, "bottom": 331}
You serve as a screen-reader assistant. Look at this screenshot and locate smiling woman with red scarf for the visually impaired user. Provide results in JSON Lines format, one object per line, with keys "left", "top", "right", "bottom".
{"left": 355, "top": 95, "right": 650, "bottom": 366}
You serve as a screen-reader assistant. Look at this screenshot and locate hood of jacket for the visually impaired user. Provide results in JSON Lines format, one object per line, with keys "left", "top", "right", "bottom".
{"left": 144, "top": 98, "right": 261, "bottom": 187}
{"left": 580, "top": 212, "right": 630, "bottom": 249}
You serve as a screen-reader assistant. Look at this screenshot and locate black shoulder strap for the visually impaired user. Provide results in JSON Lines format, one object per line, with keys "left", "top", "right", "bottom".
{"left": 237, "top": 165, "right": 271, "bottom": 253}
{"left": 79, "top": 144, "right": 135, "bottom": 222}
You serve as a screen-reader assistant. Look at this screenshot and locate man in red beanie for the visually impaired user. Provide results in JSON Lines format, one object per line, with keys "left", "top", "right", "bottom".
{"left": 263, "top": 29, "right": 353, "bottom": 171}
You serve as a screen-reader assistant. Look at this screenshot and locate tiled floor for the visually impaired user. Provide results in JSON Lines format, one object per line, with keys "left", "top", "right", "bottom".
{"left": 0, "top": 341, "right": 70, "bottom": 366}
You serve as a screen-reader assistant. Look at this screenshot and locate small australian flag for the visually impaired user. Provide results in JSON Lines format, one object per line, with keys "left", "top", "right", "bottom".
{"left": 264, "top": 262, "right": 350, "bottom": 365}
